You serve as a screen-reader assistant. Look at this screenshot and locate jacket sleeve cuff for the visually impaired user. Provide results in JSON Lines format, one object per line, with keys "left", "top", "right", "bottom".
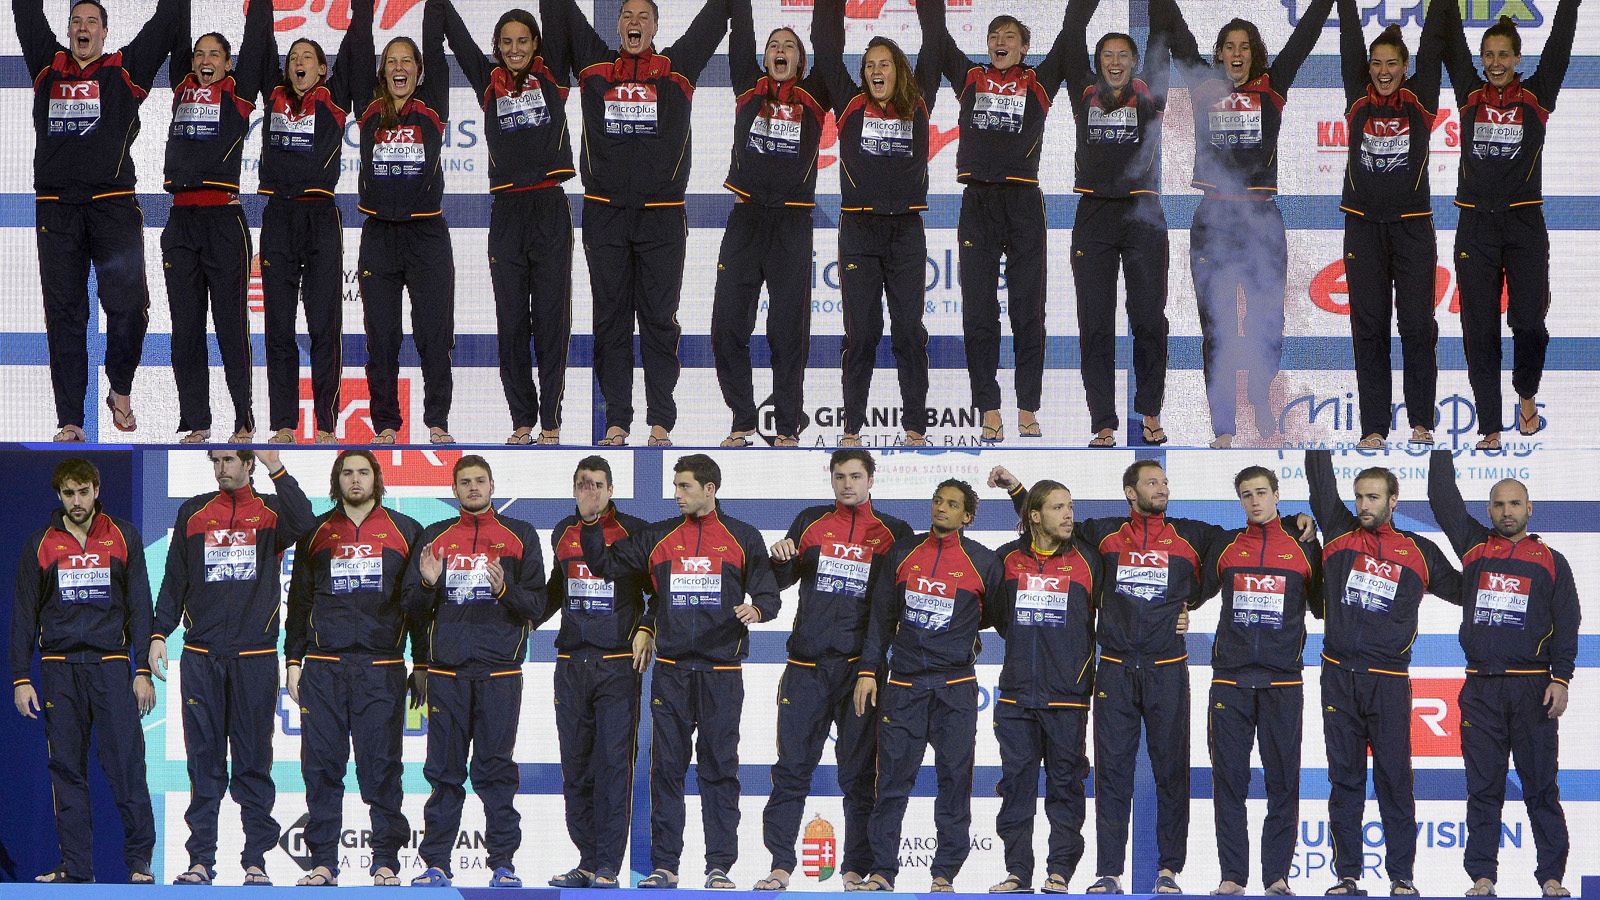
{"left": 636, "top": 625, "right": 655, "bottom": 637}
{"left": 12, "top": 677, "right": 30, "bottom": 686}
{"left": 285, "top": 659, "right": 302, "bottom": 668}
{"left": 1552, "top": 674, "right": 1571, "bottom": 686}
{"left": 135, "top": 668, "right": 151, "bottom": 676}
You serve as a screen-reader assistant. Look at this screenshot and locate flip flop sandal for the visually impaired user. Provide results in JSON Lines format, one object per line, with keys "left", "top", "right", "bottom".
{"left": 841, "top": 873, "right": 867, "bottom": 891}
{"left": 1018, "top": 420, "right": 1043, "bottom": 438}
{"left": 172, "top": 866, "right": 215, "bottom": 886}
{"left": 1409, "top": 427, "right": 1434, "bottom": 445}
{"left": 106, "top": 394, "right": 137, "bottom": 432}
{"left": 638, "top": 869, "right": 679, "bottom": 889}
{"left": 36, "top": 867, "right": 92, "bottom": 884}
{"left": 314, "top": 430, "right": 339, "bottom": 444}
{"left": 506, "top": 428, "right": 534, "bottom": 445}
{"left": 1518, "top": 404, "right": 1542, "bottom": 436}
{"left": 181, "top": 430, "right": 211, "bottom": 444}
{"left": 1142, "top": 423, "right": 1168, "bottom": 445}
{"left": 1356, "top": 434, "right": 1385, "bottom": 449}
{"left": 754, "top": 873, "right": 791, "bottom": 891}
{"left": 1542, "top": 884, "right": 1570, "bottom": 898}
{"left": 1465, "top": 886, "right": 1496, "bottom": 897}
{"left": 774, "top": 435, "right": 800, "bottom": 447}
{"left": 430, "top": 429, "right": 456, "bottom": 445}
{"left": 1086, "top": 876, "right": 1124, "bottom": 894}
{"left": 705, "top": 869, "right": 737, "bottom": 890}
{"left": 931, "top": 877, "right": 956, "bottom": 893}
{"left": 268, "top": 429, "right": 295, "bottom": 444}
{"left": 980, "top": 422, "right": 1004, "bottom": 444}
{"left": 1475, "top": 436, "right": 1502, "bottom": 452}
{"left": 838, "top": 434, "right": 863, "bottom": 447}
{"left": 1325, "top": 877, "right": 1368, "bottom": 895}
{"left": 371, "top": 428, "right": 398, "bottom": 445}
{"left": 1042, "top": 874, "right": 1071, "bottom": 894}
{"left": 537, "top": 430, "right": 561, "bottom": 445}
{"left": 411, "top": 867, "right": 453, "bottom": 887}
{"left": 597, "top": 429, "right": 629, "bottom": 446}
{"left": 1155, "top": 874, "right": 1183, "bottom": 893}
{"left": 52, "top": 426, "right": 86, "bottom": 442}
{"left": 243, "top": 868, "right": 273, "bottom": 886}
{"left": 490, "top": 867, "right": 523, "bottom": 888}
{"left": 372, "top": 867, "right": 402, "bottom": 887}
{"left": 901, "top": 434, "right": 931, "bottom": 446}
{"left": 860, "top": 876, "right": 894, "bottom": 892}
{"left": 647, "top": 434, "right": 674, "bottom": 447}
{"left": 990, "top": 874, "right": 1029, "bottom": 893}
{"left": 720, "top": 432, "right": 755, "bottom": 448}
{"left": 229, "top": 429, "right": 254, "bottom": 443}
{"left": 549, "top": 868, "right": 595, "bottom": 888}
{"left": 130, "top": 870, "right": 155, "bottom": 884}
{"left": 296, "top": 870, "right": 337, "bottom": 887}
{"left": 1390, "top": 881, "right": 1419, "bottom": 896}
{"left": 1088, "top": 432, "right": 1117, "bottom": 448}
{"left": 1265, "top": 883, "right": 1296, "bottom": 896}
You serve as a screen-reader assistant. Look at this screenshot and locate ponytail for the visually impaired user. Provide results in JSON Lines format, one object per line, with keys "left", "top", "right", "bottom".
{"left": 1369, "top": 23, "right": 1409, "bottom": 64}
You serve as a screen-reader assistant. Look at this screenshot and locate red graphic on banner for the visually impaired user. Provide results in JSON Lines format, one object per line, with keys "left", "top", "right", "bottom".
{"left": 1408, "top": 677, "right": 1467, "bottom": 757}
{"left": 1308, "top": 260, "right": 1508, "bottom": 316}
{"left": 298, "top": 376, "right": 406, "bottom": 443}
{"left": 248, "top": 254, "right": 265, "bottom": 314}
{"left": 267, "top": 0, "right": 423, "bottom": 32}
{"left": 801, "top": 815, "right": 837, "bottom": 881}
{"left": 778, "top": 0, "right": 972, "bottom": 15}
{"left": 1315, "top": 108, "right": 1460, "bottom": 155}
{"left": 817, "top": 113, "right": 959, "bottom": 170}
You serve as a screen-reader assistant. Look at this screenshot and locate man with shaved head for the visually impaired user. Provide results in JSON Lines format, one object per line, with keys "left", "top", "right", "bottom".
{"left": 1429, "top": 450, "right": 1578, "bottom": 899}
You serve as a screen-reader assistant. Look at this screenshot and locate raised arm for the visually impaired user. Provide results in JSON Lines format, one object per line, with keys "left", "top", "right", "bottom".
{"left": 540, "top": 0, "right": 612, "bottom": 75}
{"left": 165, "top": 0, "right": 190, "bottom": 95}
{"left": 1432, "top": 0, "right": 1477, "bottom": 107}
{"left": 1267, "top": 0, "right": 1333, "bottom": 94}
{"left": 233, "top": 0, "right": 274, "bottom": 103}
{"left": 255, "top": 0, "right": 282, "bottom": 91}
{"left": 1336, "top": 0, "right": 1369, "bottom": 106}
{"left": 328, "top": 0, "right": 376, "bottom": 112}
{"left": 1526, "top": 0, "right": 1581, "bottom": 110}
{"left": 1049, "top": 0, "right": 1096, "bottom": 101}
{"left": 726, "top": 0, "right": 758, "bottom": 95}
{"left": 12, "top": 0, "right": 64, "bottom": 77}
{"left": 911, "top": 5, "right": 943, "bottom": 112}
{"left": 665, "top": 0, "right": 729, "bottom": 85}
{"left": 914, "top": 0, "right": 969, "bottom": 98}
{"left": 1303, "top": 535, "right": 1326, "bottom": 619}
{"left": 439, "top": 0, "right": 491, "bottom": 96}
{"left": 810, "top": 0, "right": 856, "bottom": 116}
{"left": 1150, "top": 0, "right": 1206, "bottom": 76}
{"left": 1305, "top": 449, "right": 1359, "bottom": 539}
{"left": 121, "top": 0, "right": 182, "bottom": 90}
{"left": 1407, "top": 0, "right": 1447, "bottom": 112}
{"left": 1143, "top": 6, "right": 1172, "bottom": 108}
{"left": 419, "top": 0, "right": 449, "bottom": 118}
{"left": 1419, "top": 536, "right": 1462, "bottom": 604}
{"left": 1427, "top": 449, "right": 1487, "bottom": 559}
{"left": 269, "top": 467, "right": 316, "bottom": 552}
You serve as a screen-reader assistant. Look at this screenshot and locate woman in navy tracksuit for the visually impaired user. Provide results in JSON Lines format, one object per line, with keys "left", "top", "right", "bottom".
{"left": 1062, "top": 0, "right": 1172, "bottom": 448}
{"left": 812, "top": 0, "right": 943, "bottom": 447}
{"left": 1437, "top": 0, "right": 1582, "bottom": 450}
{"left": 161, "top": 0, "right": 270, "bottom": 443}
{"left": 711, "top": 0, "right": 830, "bottom": 448}
{"left": 257, "top": 0, "right": 372, "bottom": 444}
{"left": 1157, "top": 0, "right": 1333, "bottom": 447}
{"left": 354, "top": 0, "right": 456, "bottom": 445}
{"left": 1336, "top": 0, "right": 1450, "bottom": 449}
{"left": 442, "top": 0, "right": 577, "bottom": 445}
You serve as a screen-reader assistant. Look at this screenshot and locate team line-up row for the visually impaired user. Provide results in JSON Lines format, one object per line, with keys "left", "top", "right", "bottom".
{"left": 10, "top": 448, "right": 1580, "bottom": 891}
{"left": 21, "top": 0, "right": 1581, "bottom": 448}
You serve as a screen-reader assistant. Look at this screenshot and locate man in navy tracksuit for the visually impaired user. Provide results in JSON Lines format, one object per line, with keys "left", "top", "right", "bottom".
{"left": 1428, "top": 450, "right": 1578, "bottom": 898}
{"left": 402, "top": 455, "right": 547, "bottom": 888}
{"left": 1200, "top": 466, "right": 1323, "bottom": 896}
{"left": 151, "top": 449, "right": 314, "bottom": 886}
{"left": 987, "top": 478, "right": 1101, "bottom": 893}
{"left": 284, "top": 450, "right": 424, "bottom": 887}
{"left": 758, "top": 449, "right": 912, "bottom": 891}
{"left": 15, "top": 0, "right": 182, "bottom": 439}
{"left": 1306, "top": 449, "right": 1461, "bottom": 896}
{"left": 541, "top": 456, "right": 651, "bottom": 889}
{"left": 854, "top": 479, "right": 1004, "bottom": 892}
{"left": 542, "top": 0, "right": 729, "bottom": 445}
{"left": 11, "top": 458, "right": 156, "bottom": 884}
{"left": 580, "top": 454, "right": 780, "bottom": 888}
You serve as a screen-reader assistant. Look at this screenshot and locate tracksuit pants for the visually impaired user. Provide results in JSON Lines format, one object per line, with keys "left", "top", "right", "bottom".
{"left": 35, "top": 195, "right": 150, "bottom": 430}
{"left": 868, "top": 674, "right": 979, "bottom": 884}
{"left": 418, "top": 670, "right": 523, "bottom": 874}
{"left": 179, "top": 650, "right": 280, "bottom": 872}
{"left": 261, "top": 197, "right": 343, "bottom": 435}
{"left": 583, "top": 202, "right": 687, "bottom": 434}
{"left": 649, "top": 663, "right": 744, "bottom": 875}
{"left": 1455, "top": 206, "right": 1551, "bottom": 436}
{"left": 712, "top": 202, "right": 814, "bottom": 438}
{"left": 763, "top": 657, "right": 877, "bottom": 876}
{"left": 298, "top": 655, "right": 409, "bottom": 875}
{"left": 1191, "top": 196, "right": 1287, "bottom": 439}
{"left": 39, "top": 657, "right": 156, "bottom": 879}
{"left": 490, "top": 188, "right": 572, "bottom": 433}
{"left": 359, "top": 216, "right": 456, "bottom": 435}
{"left": 960, "top": 182, "right": 1047, "bottom": 414}
{"left": 839, "top": 212, "right": 929, "bottom": 436}
{"left": 993, "top": 700, "right": 1090, "bottom": 884}
{"left": 1344, "top": 215, "right": 1439, "bottom": 437}
{"left": 1460, "top": 675, "right": 1568, "bottom": 886}
{"left": 1321, "top": 666, "right": 1415, "bottom": 881}
{"left": 1073, "top": 194, "right": 1170, "bottom": 433}
{"left": 554, "top": 652, "right": 642, "bottom": 876}
{"left": 162, "top": 203, "right": 255, "bottom": 435}
{"left": 1208, "top": 679, "right": 1303, "bottom": 888}
{"left": 1094, "top": 661, "right": 1188, "bottom": 877}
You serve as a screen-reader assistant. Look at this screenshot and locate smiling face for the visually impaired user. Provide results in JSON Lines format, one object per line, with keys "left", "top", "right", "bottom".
{"left": 287, "top": 40, "right": 327, "bottom": 95}
{"left": 863, "top": 45, "right": 897, "bottom": 103}
{"left": 1217, "top": 27, "right": 1253, "bottom": 86}
{"left": 383, "top": 39, "right": 420, "bottom": 104}
{"left": 1125, "top": 466, "right": 1170, "bottom": 517}
{"left": 497, "top": 20, "right": 537, "bottom": 73}
{"left": 1481, "top": 34, "right": 1521, "bottom": 88}
{"left": 192, "top": 34, "right": 231, "bottom": 87}
{"left": 618, "top": 0, "right": 658, "bottom": 56}
{"left": 453, "top": 465, "right": 494, "bottom": 514}
{"left": 1369, "top": 44, "right": 1406, "bottom": 96}
{"left": 988, "top": 23, "right": 1027, "bottom": 71}
{"left": 67, "top": 2, "right": 106, "bottom": 64}
{"left": 1098, "top": 36, "right": 1136, "bottom": 90}
{"left": 57, "top": 478, "right": 100, "bottom": 527}
{"left": 765, "top": 28, "right": 802, "bottom": 83}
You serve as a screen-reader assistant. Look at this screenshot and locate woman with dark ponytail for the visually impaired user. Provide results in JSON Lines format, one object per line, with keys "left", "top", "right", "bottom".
{"left": 1154, "top": 0, "right": 1333, "bottom": 448}
{"left": 257, "top": 0, "right": 374, "bottom": 443}
{"left": 353, "top": 0, "right": 456, "bottom": 444}
{"left": 1437, "top": 0, "right": 1582, "bottom": 451}
{"left": 1336, "top": 0, "right": 1452, "bottom": 449}
{"left": 442, "top": 2, "right": 577, "bottom": 444}
{"left": 711, "top": 0, "right": 831, "bottom": 448}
